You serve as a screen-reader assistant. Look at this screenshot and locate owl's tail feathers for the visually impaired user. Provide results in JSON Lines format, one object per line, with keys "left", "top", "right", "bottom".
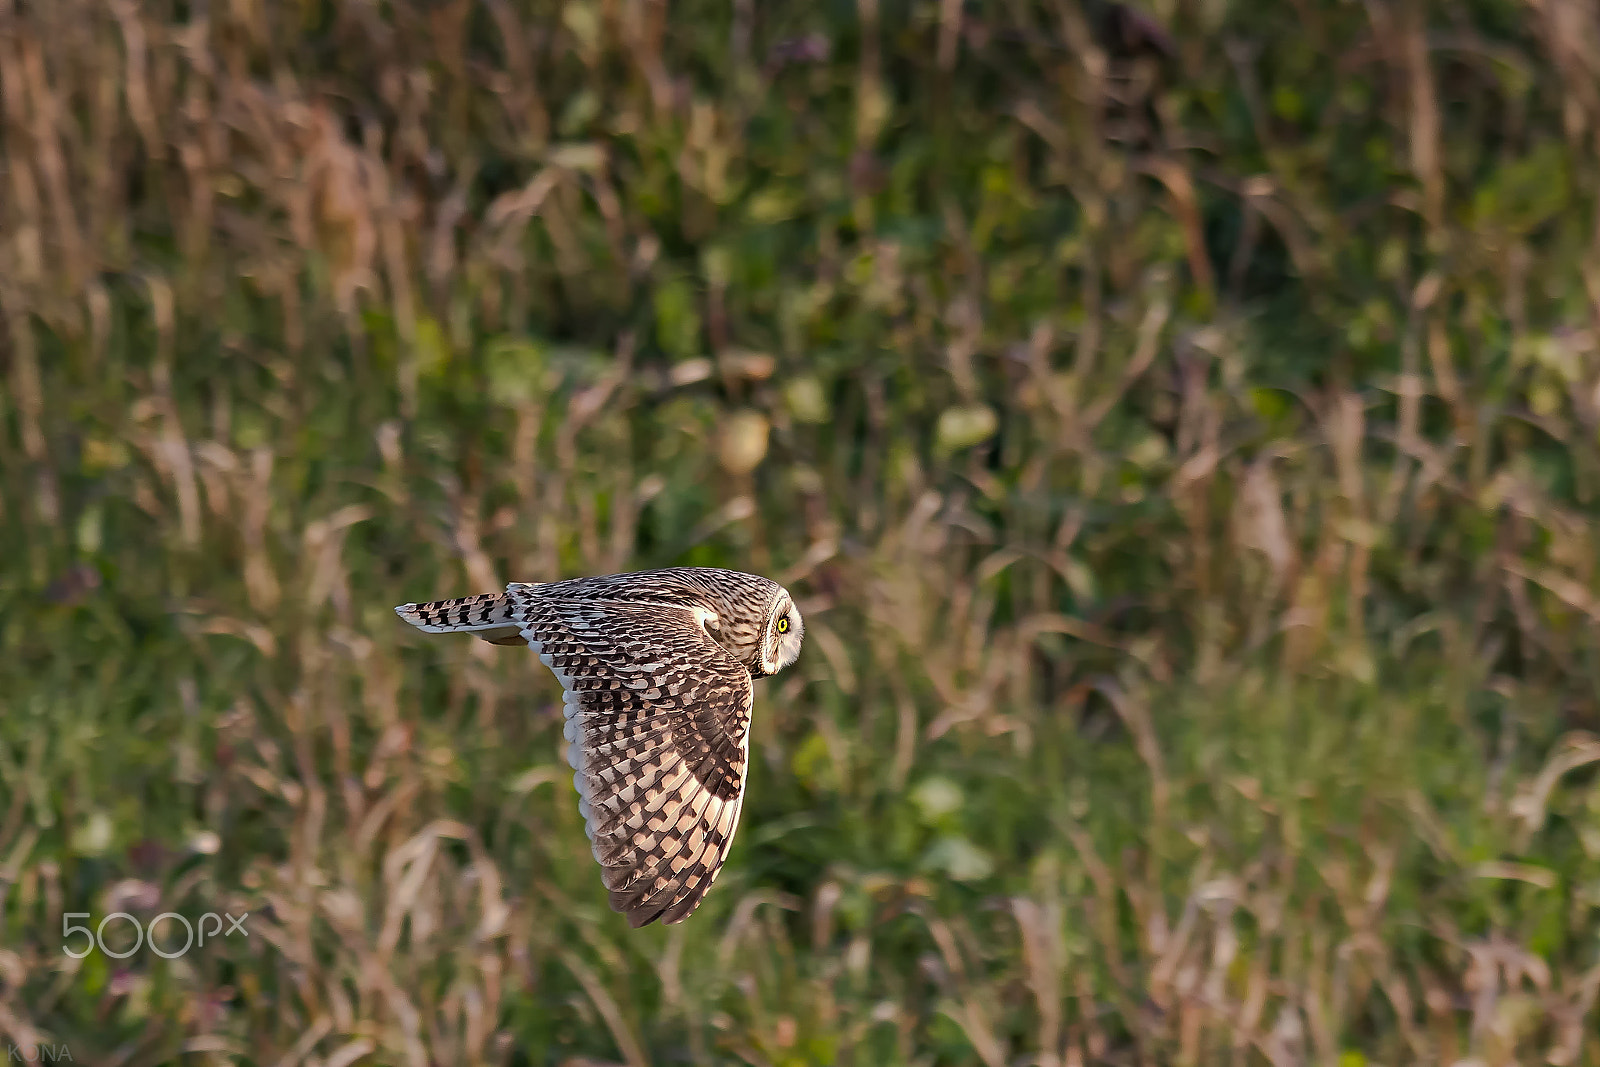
{"left": 394, "top": 592, "right": 525, "bottom": 645}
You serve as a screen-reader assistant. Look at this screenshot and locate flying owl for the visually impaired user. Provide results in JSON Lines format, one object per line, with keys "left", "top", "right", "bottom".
{"left": 394, "top": 567, "right": 804, "bottom": 927}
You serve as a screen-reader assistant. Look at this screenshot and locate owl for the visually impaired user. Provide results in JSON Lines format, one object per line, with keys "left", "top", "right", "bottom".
{"left": 394, "top": 567, "right": 804, "bottom": 927}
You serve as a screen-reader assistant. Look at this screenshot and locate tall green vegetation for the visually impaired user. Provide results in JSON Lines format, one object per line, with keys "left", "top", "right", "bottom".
{"left": 2, "top": 0, "right": 1599, "bottom": 1062}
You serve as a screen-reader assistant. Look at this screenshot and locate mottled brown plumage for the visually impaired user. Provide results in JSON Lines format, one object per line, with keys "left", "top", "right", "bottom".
{"left": 395, "top": 567, "right": 804, "bottom": 926}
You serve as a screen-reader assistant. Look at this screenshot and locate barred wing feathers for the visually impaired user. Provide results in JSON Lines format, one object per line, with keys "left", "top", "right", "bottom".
{"left": 515, "top": 595, "right": 752, "bottom": 927}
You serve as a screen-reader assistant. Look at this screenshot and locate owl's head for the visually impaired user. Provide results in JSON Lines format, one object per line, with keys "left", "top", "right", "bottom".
{"left": 757, "top": 587, "right": 804, "bottom": 676}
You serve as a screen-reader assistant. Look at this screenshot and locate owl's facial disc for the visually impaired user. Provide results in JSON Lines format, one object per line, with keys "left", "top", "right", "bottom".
{"left": 759, "top": 592, "right": 804, "bottom": 676}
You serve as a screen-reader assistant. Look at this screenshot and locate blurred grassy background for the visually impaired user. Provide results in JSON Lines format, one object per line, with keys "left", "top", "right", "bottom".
{"left": 3, "top": 0, "right": 1600, "bottom": 1062}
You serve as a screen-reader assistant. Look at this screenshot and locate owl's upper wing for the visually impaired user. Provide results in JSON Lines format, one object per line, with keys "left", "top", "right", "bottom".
{"left": 515, "top": 595, "right": 752, "bottom": 927}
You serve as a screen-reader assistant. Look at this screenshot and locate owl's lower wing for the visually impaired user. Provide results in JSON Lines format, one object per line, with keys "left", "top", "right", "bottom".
{"left": 516, "top": 596, "right": 752, "bottom": 927}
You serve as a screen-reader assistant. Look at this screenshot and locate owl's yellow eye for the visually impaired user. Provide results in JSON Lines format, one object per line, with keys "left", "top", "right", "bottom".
{"left": 777, "top": 617, "right": 790, "bottom": 633}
